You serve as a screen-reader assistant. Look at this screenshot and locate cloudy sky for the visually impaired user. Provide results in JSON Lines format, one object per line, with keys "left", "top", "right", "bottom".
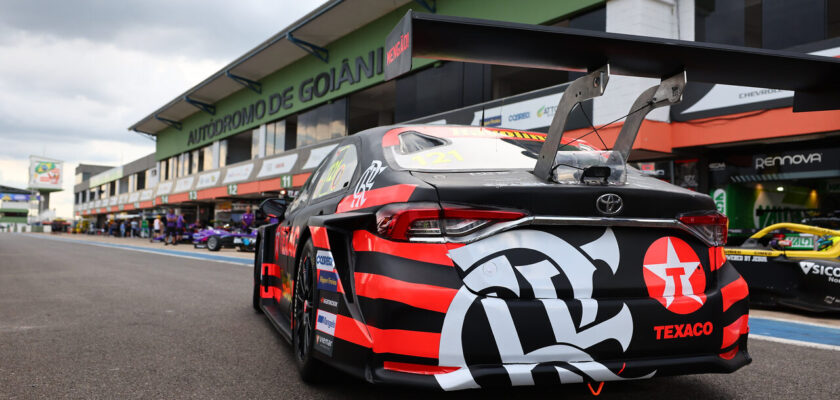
{"left": 0, "top": 0, "right": 326, "bottom": 218}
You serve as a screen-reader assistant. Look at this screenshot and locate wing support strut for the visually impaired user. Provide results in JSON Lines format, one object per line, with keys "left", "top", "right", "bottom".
{"left": 610, "top": 71, "right": 687, "bottom": 163}
{"left": 533, "top": 65, "right": 610, "bottom": 180}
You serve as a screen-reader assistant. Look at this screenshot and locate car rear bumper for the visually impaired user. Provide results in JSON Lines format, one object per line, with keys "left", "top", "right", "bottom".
{"left": 369, "top": 334, "right": 750, "bottom": 390}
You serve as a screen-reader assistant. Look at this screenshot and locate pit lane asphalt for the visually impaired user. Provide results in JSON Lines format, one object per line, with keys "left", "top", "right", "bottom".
{"left": 1, "top": 233, "right": 838, "bottom": 399}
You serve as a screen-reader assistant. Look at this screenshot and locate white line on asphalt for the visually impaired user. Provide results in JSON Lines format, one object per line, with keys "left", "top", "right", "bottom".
{"left": 750, "top": 315, "right": 840, "bottom": 330}
{"left": 25, "top": 234, "right": 252, "bottom": 266}
{"left": 750, "top": 334, "right": 840, "bottom": 352}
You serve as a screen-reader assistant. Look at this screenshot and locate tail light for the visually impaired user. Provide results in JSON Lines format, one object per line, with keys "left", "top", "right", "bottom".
{"left": 679, "top": 212, "right": 728, "bottom": 246}
{"left": 376, "top": 203, "right": 525, "bottom": 241}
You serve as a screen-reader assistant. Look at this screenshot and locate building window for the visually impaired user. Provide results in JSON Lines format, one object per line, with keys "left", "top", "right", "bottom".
{"left": 830, "top": 0, "right": 840, "bottom": 38}
{"left": 136, "top": 171, "right": 145, "bottom": 190}
{"left": 697, "top": 0, "right": 833, "bottom": 49}
{"left": 266, "top": 120, "right": 288, "bottom": 156}
{"left": 191, "top": 150, "right": 200, "bottom": 174}
{"left": 225, "top": 131, "right": 252, "bottom": 165}
{"left": 297, "top": 98, "right": 347, "bottom": 147}
{"left": 219, "top": 140, "right": 227, "bottom": 168}
{"left": 200, "top": 145, "right": 212, "bottom": 171}
{"left": 251, "top": 128, "right": 261, "bottom": 159}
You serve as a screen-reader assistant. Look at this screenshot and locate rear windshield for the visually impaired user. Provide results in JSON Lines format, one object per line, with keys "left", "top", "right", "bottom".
{"left": 384, "top": 126, "right": 598, "bottom": 172}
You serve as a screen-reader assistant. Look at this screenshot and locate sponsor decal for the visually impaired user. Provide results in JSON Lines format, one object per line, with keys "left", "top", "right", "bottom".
{"left": 437, "top": 228, "right": 654, "bottom": 390}
{"left": 196, "top": 171, "right": 221, "bottom": 189}
{"left": 257, "top": 154, "right": 298, "bottom": 178}
{"left": 639, "top": 163, "right": 666, "bottom": 176}
{"left": 314, "top": 333, "right": 334, "bottom": 356}
{"left": 386, "top": 32, "right": 410, "bottom": 65}
{"left": 174, "top": 176, "right": 194, "bottom": 192}
{"left": 316, "top": 250, "right": 334, "bottom": 271}
{"left": 351, "top": 160, "right": 386, "bottom": 209}
{"left": 713, "top": 188, "right": 726, "bottom": 215}
{"left": 156, "top": 181, "right": 173, "bottom": 196}
{"left": 536, "top": 104, "right": 557, "bottom": 118}
{"left": 755, "top": 152, "right": 822, "bottom": 171}
{"left": 654, "top": 322, "right": 713, "bottom": 340}
{"left": 302, "top": 144, "right": 338, "bottom": 169}
{"left": 222, "top": 162, "right": 254, "bottom": 184}
{"left": 319, "top": 291, "right": 340, "bottom": 313}
{"left": 481, "top": 115, "right": 501, "bottom": 127}
{"left": 315, "top": 309, "right": 336, "bottom": 336}
{"left": 317, "top": 270, "right": 338, "bottom": 292}
{"left": 643, "top": 237, "right": 706, "bottom": 314}
{"left": 799, "top": 261, "right": 840, "bottom": 283}
{"left": 508, "top": 111, "right": 530, "bottom": 121}
{"left": 139, "top": 189, "right": 154, "bottom": 201}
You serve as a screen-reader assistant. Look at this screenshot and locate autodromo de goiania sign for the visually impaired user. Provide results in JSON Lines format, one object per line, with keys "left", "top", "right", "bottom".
{"left": 186, "top": 48, "right": 384, "bottom": 147}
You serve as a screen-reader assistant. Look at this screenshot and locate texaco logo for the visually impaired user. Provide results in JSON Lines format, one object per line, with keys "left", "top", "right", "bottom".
{"left": 642, "top": 237, "right": 706, "bottom": 314}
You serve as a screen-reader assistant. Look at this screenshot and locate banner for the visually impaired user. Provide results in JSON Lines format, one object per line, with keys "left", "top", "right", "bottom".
{"left": 28, "top": 156, "right": 63, "bottom": 190}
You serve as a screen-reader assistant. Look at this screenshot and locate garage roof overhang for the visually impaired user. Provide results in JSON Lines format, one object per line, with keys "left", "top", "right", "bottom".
{"left": 129, "top": 0, "right": 413, "bottom": 136}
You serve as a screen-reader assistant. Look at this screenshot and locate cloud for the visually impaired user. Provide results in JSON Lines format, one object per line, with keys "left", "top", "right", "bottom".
{"left": 0, "top": 0, "right": 327, "bottom": 219}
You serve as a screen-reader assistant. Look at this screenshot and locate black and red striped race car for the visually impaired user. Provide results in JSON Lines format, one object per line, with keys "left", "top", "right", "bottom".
{"left": 249, "top": 11, "right": 840, "bottom": 391}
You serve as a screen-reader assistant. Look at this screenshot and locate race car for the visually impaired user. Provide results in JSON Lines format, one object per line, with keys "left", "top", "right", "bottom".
{"left": 193, "top": 227, "right": 257, "bottom": 252}
{"left": 725, "top": 223, "right": 840, "bottom": 313}
{"left": 250, "top": 11, "right": 840, "bottom": 391}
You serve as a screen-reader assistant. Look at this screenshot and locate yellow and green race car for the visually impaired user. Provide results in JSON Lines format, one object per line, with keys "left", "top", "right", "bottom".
{"left": 726, "top": 223, "right": 840, "bottom": 313}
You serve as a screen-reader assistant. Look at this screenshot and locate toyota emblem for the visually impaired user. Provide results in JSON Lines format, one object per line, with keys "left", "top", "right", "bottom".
{"left": 596, "top": 193, "right": 623, "bottom": 215}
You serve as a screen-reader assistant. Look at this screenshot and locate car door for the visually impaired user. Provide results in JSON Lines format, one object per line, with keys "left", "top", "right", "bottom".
{"left": 276, "top": 138, "right": 361, "bottom": 318}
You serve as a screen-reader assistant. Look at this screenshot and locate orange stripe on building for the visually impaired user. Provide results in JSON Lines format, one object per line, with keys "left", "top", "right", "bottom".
{"left": 197, "top": 186, "right": 227, "bottom": 200}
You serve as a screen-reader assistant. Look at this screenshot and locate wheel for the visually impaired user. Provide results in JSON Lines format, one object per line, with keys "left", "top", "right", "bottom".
{"left": 252, "top": 237, "right": 263, "bottom": 312}
{"left": 207, "top": 236, "right": 221, "bottom": 251}
{"left": 292, "top": 239, "right": 324, "bottom": 383}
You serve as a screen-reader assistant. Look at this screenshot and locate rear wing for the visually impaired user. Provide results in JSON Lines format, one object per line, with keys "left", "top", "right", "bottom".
{"left": 384, "top": 11, "right": 840, "bottom": 180}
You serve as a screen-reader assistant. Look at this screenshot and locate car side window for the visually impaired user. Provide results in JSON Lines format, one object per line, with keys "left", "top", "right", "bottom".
{"left": 311, "top": 144, "right": 358, "bottom": 200}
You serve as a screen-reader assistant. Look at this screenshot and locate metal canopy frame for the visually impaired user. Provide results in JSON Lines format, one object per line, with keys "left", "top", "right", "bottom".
{"left": 225, "top": 71, "right": 262, "bottom": 94}
{"left": 154, "top": 115, "right": 182, "bottom": 131}
{"left": 286, "top": 32, "right": 329, "bottom": 63}
{"left": 412, "top": 0, "right": 436, "bottom": 13}
{"left": 183, "top": 96, "right": 216, "bottom": 116}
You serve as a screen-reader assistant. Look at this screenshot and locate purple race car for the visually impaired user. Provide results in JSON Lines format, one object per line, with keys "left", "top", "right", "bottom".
{"left": 193, "top": 227, "right": 257, "bottom": 252}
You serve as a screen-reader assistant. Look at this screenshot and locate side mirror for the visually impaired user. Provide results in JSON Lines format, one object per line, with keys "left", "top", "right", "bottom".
{"left": 259, "top": 198, "right": 287, "bottom": 221}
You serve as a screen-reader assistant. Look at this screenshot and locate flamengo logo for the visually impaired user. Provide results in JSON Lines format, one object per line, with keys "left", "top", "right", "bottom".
{"left": 643, "top": 237, "right": 706, "bottom": 314}
{"left": 755, "top": 152, "right": 822, "bottom": 170}
{"left": 437, "top": 228, "right": 655, "bottom": 390}
{"left": 351, "top": 160, "right": 386, "bottom": 209}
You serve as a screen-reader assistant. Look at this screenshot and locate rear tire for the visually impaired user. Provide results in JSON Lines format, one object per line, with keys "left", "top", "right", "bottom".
{"left": 292, "top": 239, "right": 324, "bottom": 383}
{"left": 207, "top": 236, "right": 221, "bottom": 251}
{"left": 252, "top": 237, "right": 263, "bottom": 313}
